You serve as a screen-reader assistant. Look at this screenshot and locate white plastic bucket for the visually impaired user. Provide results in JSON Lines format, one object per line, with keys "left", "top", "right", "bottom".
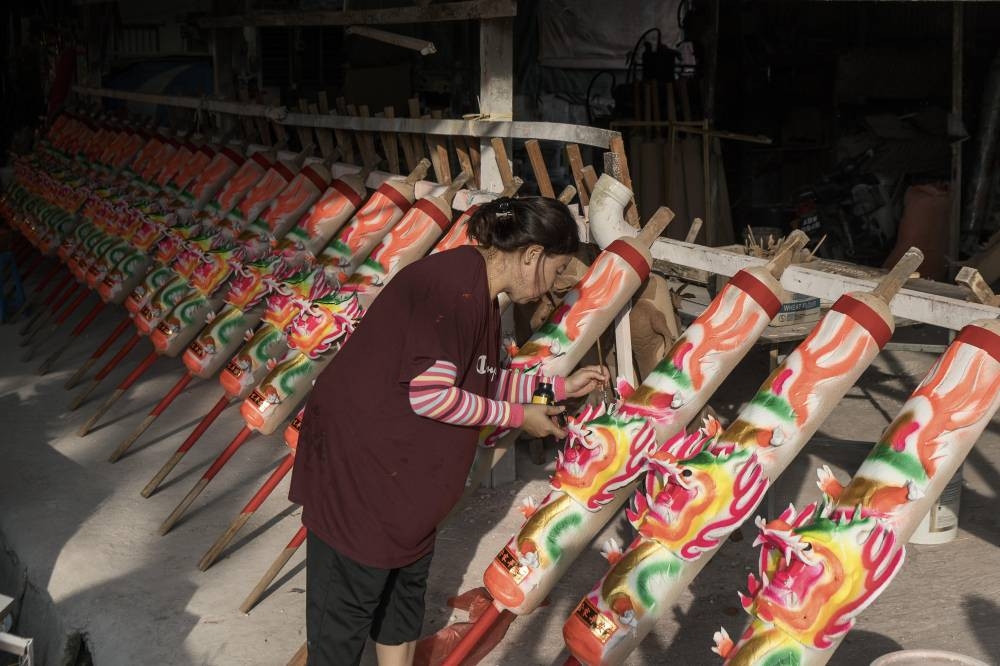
{"left": 909, "top": 465, "right": 963, "bottom": 545}
{"left": 870, "top": 649, "right": 989, "bottom": 666}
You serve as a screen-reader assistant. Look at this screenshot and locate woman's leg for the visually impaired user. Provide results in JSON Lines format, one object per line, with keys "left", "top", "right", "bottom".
{"left": 370, "top": 551, "right": 434, "bottom": 666}
{"left": 306, "top": 531, "right": 390, "bottom": 666}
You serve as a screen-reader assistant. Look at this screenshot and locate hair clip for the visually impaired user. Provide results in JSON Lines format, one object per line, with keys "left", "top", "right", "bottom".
{"left": 495, "top": 197, "right": 514, "bottom": 221}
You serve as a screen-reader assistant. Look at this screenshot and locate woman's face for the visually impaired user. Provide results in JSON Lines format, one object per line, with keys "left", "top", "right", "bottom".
{"left": 509, "top": 245, "right": 572, "bottom": 304}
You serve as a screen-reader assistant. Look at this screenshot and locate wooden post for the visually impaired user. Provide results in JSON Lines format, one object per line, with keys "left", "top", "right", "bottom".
{"left": 466, "top": 136, "right": 481, "bottom": 188}
{"left": 295, "top": 99, "right": 314, "bottom": 151}
{"left": 950, "top": 2, "right": 964, "bottom": 263}
{"left": 354, "top": 104, "right": 380, "bottom": 169}
{"left": 479, "top": 16, "right": 513, "bottom": 197}
{"left": 307, "top": 102, "right": 336, "bottom": 160}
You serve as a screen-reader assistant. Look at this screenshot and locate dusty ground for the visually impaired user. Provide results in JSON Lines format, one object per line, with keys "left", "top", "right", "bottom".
{"left": 1, "top": 275, "right": 998, "bottom": 666}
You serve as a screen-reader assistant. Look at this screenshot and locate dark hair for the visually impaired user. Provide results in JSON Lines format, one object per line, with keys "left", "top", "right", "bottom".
{"left": 467, "top": 196, "right": 579, "bottom": 256}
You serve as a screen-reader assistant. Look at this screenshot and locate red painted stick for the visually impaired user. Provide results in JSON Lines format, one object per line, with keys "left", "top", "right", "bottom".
{"left": 54, "top": 288, "right": 89, "bottom": 325}
{"left": 64, "top": 317, "right": 132, "bottom": 389}
{"left": 108, "top": 372, "right": 195, "bottom": 463}
{"left": 18, "top": 253, "right": 42, "bottom": 281}
{"left": 158, "top": 426, "right": 254, "bottom": 535}
{"left": 78, "top": 350, "right": 159, "bottom": 437}
{"left": 198, "top": 453, "right": 296, "bottom": 570}
{"left": 68, "top": 333, "right": 141, "bottom": 411}
{"left": 140, "top": 394, "right": 231, "bottom": 498}
{"left": 32, "top": 263, "right": 64, "bottom": 295}
{"left": 71, "top": 301, "right": 106, "bottom": 336}
{"left": 37, "top": 301, "right": 107, "bottom": 376}
{"left": 241, "top": 525, "right": 307, "bottom": 613}
{"left": 441, "top": 603, "right": 506, "bottom": 666}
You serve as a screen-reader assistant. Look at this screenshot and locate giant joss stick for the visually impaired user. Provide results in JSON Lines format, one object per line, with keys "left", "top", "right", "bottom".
{"left": 561, "top": 249, "right": 924, "bottom": 666}
{"left": 74, "top": 157, "right": 332, "bottom": 435}
{"left": 138, "top": 160, "right": 430, "bottom": 498}
{"left": 437, "top": 230, "right": 808, "bottom": 666}
{"left": 719, "top": 318, "right": 1000, "bottom": 666}
{"left": 156, "top": 173, "right": 470, "bottom": 536}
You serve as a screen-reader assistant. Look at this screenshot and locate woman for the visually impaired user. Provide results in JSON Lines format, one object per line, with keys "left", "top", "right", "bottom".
{"left": 289, "top": 196, "right": 609, "bottom": 665}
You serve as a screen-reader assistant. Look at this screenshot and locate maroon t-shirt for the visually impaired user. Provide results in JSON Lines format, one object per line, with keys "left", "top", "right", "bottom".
{"left": 289, "top": 246, "right": 500, "bottom": 568}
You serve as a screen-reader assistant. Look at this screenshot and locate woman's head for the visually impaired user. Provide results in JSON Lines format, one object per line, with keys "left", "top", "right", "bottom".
{"left": 468, "top": 196, "right": 580, "bottom": 303}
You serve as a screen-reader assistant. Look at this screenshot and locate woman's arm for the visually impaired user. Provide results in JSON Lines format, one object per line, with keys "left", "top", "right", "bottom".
{"left": 490, "top": 367, "right": 566, "bottom": 403}
{"left": 409, "top": 359, "right": 525, "bottom": 428}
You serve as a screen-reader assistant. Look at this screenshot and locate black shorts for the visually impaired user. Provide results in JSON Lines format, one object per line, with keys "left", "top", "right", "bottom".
{"left": 306, "top": 530, "right": 433, "bottom": 666}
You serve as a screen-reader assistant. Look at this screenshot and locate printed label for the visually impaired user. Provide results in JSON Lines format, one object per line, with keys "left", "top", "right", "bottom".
{"left": 574, "top": 599, "right": 616, "bottom": 645}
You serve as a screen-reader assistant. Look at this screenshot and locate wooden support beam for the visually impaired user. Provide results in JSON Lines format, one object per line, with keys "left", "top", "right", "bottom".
{"left": 479, "top": 16, "right": 513, "bottom": 198}
{"left": 427, "top": 110, "right": 451, "bottom": 184}
{"left": 489, "top": 137, "right": 514, "bottom": 189}
{"left": 200, "top": 0, "right": 517, "bottom": 28}
{"left": 564, "top": 143, "right": 589, "bottom": 206}
{"left": 651, "top": 238, "right": 1000, "bottom": 331}
{"left": 295, "top": 99, "right": 314, "bottom": 151}
{"left": 74, "top": 85, "right": 620, "bottom": 148}
{"left": 580, "top": 166, "right": 598, "bottom": 202}
{"left": 308, "top": 102, "right": 336, "bottom": 160}
{"left": 354, "top": 105, "right": 380, "bottom": 169}
{"left": 321, "top": 93, "right": 354, "bottom": 164}
{"left": 454, "top": 139, "right": 474, "bottom": 188}
{"left": 466, "top": 136, "right": 481, "bottom": 188}
{"left": 381, "top": 107, "right": 401, "bottom": 174}
{"left": 525, "top": 139, "right": 555, "bottom": 198}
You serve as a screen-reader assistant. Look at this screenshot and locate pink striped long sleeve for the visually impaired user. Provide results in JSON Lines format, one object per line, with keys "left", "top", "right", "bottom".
{"left": 409, "top": 360, "right": 526, "bottom": 428}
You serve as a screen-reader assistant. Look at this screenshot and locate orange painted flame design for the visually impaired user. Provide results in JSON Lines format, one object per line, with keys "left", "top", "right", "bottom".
{"left": 780, "top": 312, "right": 874, "bottom": 426}
{"left": 906, "top": 343, "right": 1000, "bottom": 477}
{"left": 685, "top": 284, "right": 766, "bottom": 391}
{"left": 302, "top": 190, "right": 353, "bottom": 238}
{"left": 215, "top": 162, "right": 265, "bottom": 213}
{"left": 563, "top": 255, "right": 626, "bottom": 340}
{"left": 338, "top": 192, "right": 399, "bottom": 254}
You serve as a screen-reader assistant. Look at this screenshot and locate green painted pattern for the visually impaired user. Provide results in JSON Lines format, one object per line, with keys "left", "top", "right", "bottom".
{"left": 749, "top": 390, "right": 797, "bottom": 423}
{"left": 543, "top": 512, "right": 584, "bottom": 562}
{"left": 656, "top": 360, "right": 694, "bottom": 391}
{"left": 277, "top": 354, "right": 316, "bottom": 395}
{"left": 532, "top": 322, "right": 572, "bottom": 346}
{"left": 250, "top": 325, "right": 282, "bottom": 363}
{"left": 217, "top": 309, "right": 249, "bottom": 345}
{"left": 176, "top": 294, "right": 208, "bottom": 326}
{"left": 760, "top": 647, "right": 802, "bottom": 666}
{"left": 159, "top": 280, "right": 190, "bottom": 309}
{"left": 636, "top": 555, "right": 682, "bottom": 609}
{"left": 867, "top": 442, "right": 928, "bottom": 481}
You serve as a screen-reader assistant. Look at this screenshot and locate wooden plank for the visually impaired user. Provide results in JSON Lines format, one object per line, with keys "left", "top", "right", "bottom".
{"left": 466, "top": 136, "right": 481, "bottom": 188}
{"left": 565, "top": 144, "right": 590, "bottom": 206}
{"left": 381, "top": 107, "right": 401, "bottom": 174}
{"left": 956, "top": 267, "right": 999, "bottom": 305}
{"left": 200, "top": 0, "right": 518, "bottom": 28}
{"left": 308, "top": 103, "right": 336, "bottom": 160}
{"left": 454, "top": 139, "right": 474, "bottom": 187}
{"left": 318, "top": 92, "right": 354, "bottom": 164}
{"left": 650, "top": 238, "right": 1000, "bottom": 330}
{"left": 427, "top": 110, "right": 451, "bottom": 184}
{"left": 74, "top": 85, "right": 620, "bottom": 148}
{"left": 295, "top": 99, "right": 314, "bottom": 151}
{"left": 354, "top": 105, "right": 380, "bottom": 169}
{"left": 580, "top": 166, "right": 598, "bottom": 200}
{"left": 489, "top": 137, "right": 514, "bottom": 188}
{"left": 524, "top": 139, "right": 555, "bottom": 198}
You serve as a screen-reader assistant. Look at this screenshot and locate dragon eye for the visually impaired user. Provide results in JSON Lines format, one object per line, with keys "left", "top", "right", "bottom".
{"left": 681, "top": 469, "right": 693, "bottom": 477}
{"left": 802, "top": 543, "right": 812, "bottom": 551}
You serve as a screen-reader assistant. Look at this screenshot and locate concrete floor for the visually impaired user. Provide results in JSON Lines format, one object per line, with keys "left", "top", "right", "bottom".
{"left": 1, "top": 287, "right": 998, "bottom": 666}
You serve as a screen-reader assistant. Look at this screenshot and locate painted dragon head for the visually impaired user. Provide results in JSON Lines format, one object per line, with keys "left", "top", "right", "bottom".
{"left": 628, "top": 423, "right": 769, "bottom": 561}
{"left": 738, "top": 502, "right": 904, "bottom": 649}
{"left": 551, "top": 403, "right": 659, "bottom": 510}
{"left": 285, "top": 292, "right": 365, "bottom": 359}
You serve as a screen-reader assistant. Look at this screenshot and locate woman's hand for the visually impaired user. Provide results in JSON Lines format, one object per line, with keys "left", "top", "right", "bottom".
{"left": 521, "top": 404, "right": 567, "bottom": 439}
{"left": 563, "top": 365, "right": 610, "bottom": 398}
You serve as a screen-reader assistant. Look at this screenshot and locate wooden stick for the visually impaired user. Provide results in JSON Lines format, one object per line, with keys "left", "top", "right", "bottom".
{"left": 525, "top": 139, "right": 555, "bottom": 198}
{"left": 580, "top": 165, "right": 598, "bottom": 200}
{"left": 607, "top": 135, "right": 640, "bottom": 227}
{"left": 565, "top": 144, "right": 589, "bottom": 206}
{"left": 955, "top": 266, "right": 1000, "bottom": 305}
{"left": 307, "top": 102, "right": 336, "bottom": 160}
{"left": 490, "top": 137, "right": 514, "bottom": 188}
{"left": 287, "top": 643, "right": 307, "bottom": 666}
{"left": 466, "top": 136, "right": 481, "bottom": 188}
{"left": 557, "top": 185, "right": 577, "bottom": 206}
{"left": 406, "top": 97, "right": 426, "bottom": 162}
{"left": 427, "top": 110, "right": 451, "bottom": 184}
{"left": 872, "top": 248, "right": 924, "bottom": 303}
{"left": 240, "top": 526, "right": 307, "bottom": 614}
{"left": 455, "top": 138, "right": 475, "bottom": 188}
{"left": 381, "top": 106, "right": 402, "bottom": 174}
{"left": 684, "top": 217, "right": 703, "bottom": 244}
{"left": 354, "top": 104, "right": 380, "bottom": 169}
{"left": 702, "top": 119, "right": 712, "bottom": 245}
{"left": 322, "top": 93, "right": 355, "bottom": 164}
{"left": 294, "top": 99, "right": 314, "bottom": 151}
